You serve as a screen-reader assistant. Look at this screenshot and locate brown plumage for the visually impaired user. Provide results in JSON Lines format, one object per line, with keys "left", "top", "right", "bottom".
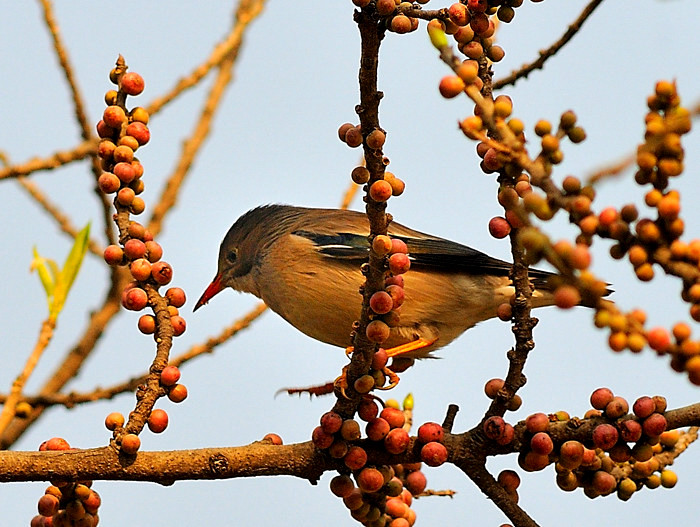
{"left": 195, "top": 205, "right": 558, "bottom": 359}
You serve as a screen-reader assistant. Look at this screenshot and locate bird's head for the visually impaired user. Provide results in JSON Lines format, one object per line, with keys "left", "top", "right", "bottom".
{"left": 194, "top": 205, "right": 300, "bottom": 311}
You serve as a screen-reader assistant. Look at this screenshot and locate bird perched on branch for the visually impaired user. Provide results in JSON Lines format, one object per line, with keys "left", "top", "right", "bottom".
{"left": 194, "top": 204, "right": 561, "bottom": 361}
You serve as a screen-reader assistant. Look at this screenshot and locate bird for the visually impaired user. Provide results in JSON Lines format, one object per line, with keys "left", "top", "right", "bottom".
{"left": 194, "top": 204, "right": 561, "bottom": 361}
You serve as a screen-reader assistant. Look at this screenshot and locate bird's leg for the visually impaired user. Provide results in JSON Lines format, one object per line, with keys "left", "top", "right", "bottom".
{"left": 333, "top": 364, "right": 351, "bottom": 399}
{"left": 281, "top": 338, "right": 436, "bottom": 398}
{"left": 375, "top": 366, "right": 400, "bottom": 391}
{"left": 384, "top": 337, "right": 436, "bottom": 358}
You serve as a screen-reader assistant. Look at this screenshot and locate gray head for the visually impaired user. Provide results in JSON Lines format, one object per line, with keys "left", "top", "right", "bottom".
{"left": 194, "top": 205, "right": 303, "bottom": 310}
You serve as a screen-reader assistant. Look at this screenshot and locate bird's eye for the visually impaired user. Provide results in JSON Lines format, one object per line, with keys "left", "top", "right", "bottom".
{"left": 226, "top": 249, "right": 238, "bottom": 263}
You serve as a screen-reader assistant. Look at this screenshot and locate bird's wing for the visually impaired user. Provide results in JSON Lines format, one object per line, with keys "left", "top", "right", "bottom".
{"left": 292, "top": 230, "right": 554, "bottom": 290}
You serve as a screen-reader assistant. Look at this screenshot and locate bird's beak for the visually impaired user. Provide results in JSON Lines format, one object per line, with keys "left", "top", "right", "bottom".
{"left": 194, "top": 273, "right": 224, "bottom": 311}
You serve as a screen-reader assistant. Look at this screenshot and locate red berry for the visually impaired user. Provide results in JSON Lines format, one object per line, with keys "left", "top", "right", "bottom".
{"left": 524, "top": 413, "right": 549, "bottom": 433}
{"left": 497, "top": 469, "right": 520, "bottom": 492}
{"left": 468, "top": 0, "right": 488, "bottom": 13}
{"left": 171, "top": 315, "right": 186, "bottom": 336}
{"left": 122, "top": 287, "right": 148, "bottom": 311}
{"left": 357, "top": 468, "right": 384, "bottom": 493}
{"left": 147, "top": 409, "right": 169, "bottom": 433}
{"left": 590, "top": 387, "right": 614, "bottom": 410}
{"left": 366, "top": 417, "right": 391, "bottom": 441}
{"left": 390, "top": 14, "right": 412, "bottom": 34}
{"left": 160, "top": 365, "right": 181, "bottom": 386}
{"left": 366, "top": 319, "right": 390, "bottom": 343}
{"left": 137, "top": 314, "right": 156, "bottom": 334}
{"left": 372, "top": 348, "right": 389, "bottom": 370}
{"left": 98, "top": 172, "right": 121, "bottom": 193}
{"left": 604, "top": 396, "right": 629, "bottom": 419}
{"left": 483, "top": 416, "right": 506, "bottom": 440}
{"left": 388, "top": 253, "right": 411, "bottom": 275}
{"left": 311, "top": 426, "right": 333, "bottom": 449}
{"left": 417, "top": 422, "right": 444, "bottom": 444}
{"left": 37, "top": 494, "right": 60, "bottom": 517}
{"left": 438, "top": 76, "right": 465, "bottom": 98}
{"left": 558, "top": 440, "right": 584, "bottom": 469}
{"left": 592, "top": 423, "right": 618, "bottom": 450}
{"left": 619, "top": 419, "right": 643, "bottom": 442}
{"left": 151, "top": 261, "right": 173, "bottom": 285}
{"left": 344, "top": 126, "right": 363, "bottom": 148}
{"left": 647, "top": 327, "right": 671, "bottom": 353}
{"left": 496, "top": 423, "right": 515, "bottom": 445}
{"left": 633, "top": 396, "right": 656, "bottom": 419}
{"left": 404, "top": 470, "right": 427, "bottom": 495}
{"left": 591, "top": 470, "right": 616, "bottom": 496}
{"left": 553, "top": 285, "right": 581, "bottom": 309}
{"left": 369, "top": 180, "right": 393, "bottom": 202}
{"left": 167, "top": 383, "right": 188, "bottom": 403}
{"left": 130, "top": 258, "right": 152, "bottom": 282}
{"left": 530, "top": 432, "right": 554, "bottom": 455}
{"left": 344, "top": 446, "right": 368, "bottom": 470}
{"left": 489, "top": 216, "right": 511, "bottom": 239}
{"left": 120, "top": 72, "right": 145, "bottom": 96}
{"left": 96, "top": 119, "right": 117, "bottom": 138}
{"left": 366, "top": 129, "right": 386, "bottom": 150}
{"left": 320, "top": 411, "right": 343, "bottom": 434}
{"left": 385, "top": 284, "right": 405, "bottom": 309}
{"left": 103, "top": 244, "right": 124, "bottom": 266}
{"left": 113, "top": 144, "right": 134, "bottom": 163}
{"left": 370, "top": 291, "right": 394, "bottom": 314}
{"left": 385, "top": 497, "right": 408, "bottom": 518}
{"left": 124, "top": 239, "right": 147, "bottom": 260}
{"left": 421, "top": 441, "right": 448, "bottom": 466}
{"left": 380, "top": 407, "right": 406, "bottom": 429}
{"left": 484, "top": 377, "right": 505, "bottom": 398}
{"left": 376, "top": 0, "right": 396, "bottom": 14}
{"left": 120, "top": 433, "right": 141, "bottom": 454}
{"left": 469, "top": 13, "right": 489, "bottom": 34}
{"left": 117, "top": 187, "right": 135, "bottom": 206}
{"left": 448, "top": 2, "right": 469, "bottom": 25}
{"left": 125, "top": 122, "right": 150, "bottom": 145}
{"left": 384, "top": 427, "right": 410, "bottom": 454}
{"left": 145, "top": 241, "right": 163, "bottom": 262}
{"left": 165, "top": 287, "right": 186, "bottom": 308}
{"left": 103, "top": 105, "right": 127, "bottom": 128}
{"left": 330, "top": 474, "right": 355, "bottom": 498}
{"left": 358, "top": 398, "right": 379, "bottom": 422}
{"left": 104, "top": 412, "right": 125, "bottom": 431}
{"left": 113, "top": 162, "right": 136, "bottom": 184}
{"left": 642, "top": 413, "right": 667, "bottom": 437}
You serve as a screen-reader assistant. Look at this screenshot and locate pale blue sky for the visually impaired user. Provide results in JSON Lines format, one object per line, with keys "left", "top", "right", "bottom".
{"left": 1, "top": 1, "right": 699, "bottom": 525}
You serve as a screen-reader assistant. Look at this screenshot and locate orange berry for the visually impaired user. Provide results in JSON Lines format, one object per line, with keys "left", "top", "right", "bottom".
{"left": 439, "top": 75, "right": 466, "bottom": 98}
{"left": 647, "top": 327, "right": 671, "bottom": 353}
{"left": 554, "top": 285, "right": 580, "bottom": 309}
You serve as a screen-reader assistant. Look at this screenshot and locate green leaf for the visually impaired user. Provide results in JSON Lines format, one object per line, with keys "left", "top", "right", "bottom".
{"left": 427, "top": 25, "right": 448, "bottom": 50}
{"left": 30, "top": 247, "right": 57, "bottom": 308}
{"left": 50, "top": 223, "right": 91, "bottom": 317}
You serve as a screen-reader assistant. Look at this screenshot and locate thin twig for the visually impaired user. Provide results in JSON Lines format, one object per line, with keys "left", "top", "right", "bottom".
{"left": 37, "top": 0, "right": 116, "bottom": 247}
{"left": 145, "top": 0, "right": 266, "bottom": 117}
{"left": 493, "top": 0, "right": 605, "bottom": 90}
{"left": 0, "top": 318, "right": 55, "bottom": 436}
{"left": 0, "top": 140, "right": 97, "bottom": 181}
{"left": 38, "top": 0, "right": 91, "bottom": 141}
{"left": 147, "top": 0, "right": 266, "bottom": 238}
{"left": 0, "top": 269, "right": 127, "bottom": 449}
{"left": 17, "top": 177, "right": 103, "bottom": 257}
{"left": 587, "top": 97, "right": 700, "bottom": 184}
